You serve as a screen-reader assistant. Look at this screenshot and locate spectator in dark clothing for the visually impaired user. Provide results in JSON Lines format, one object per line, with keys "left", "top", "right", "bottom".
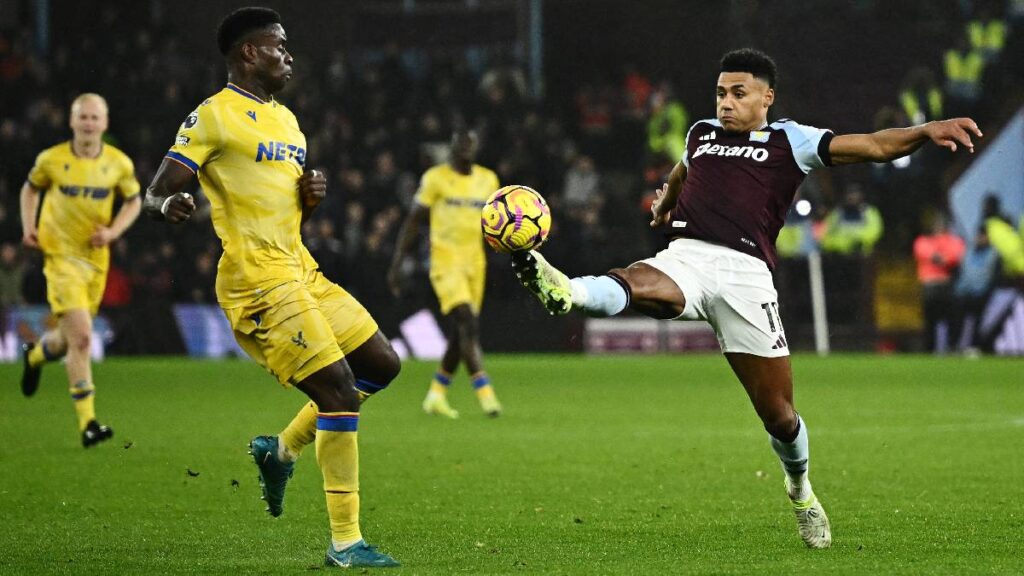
{"left": 953, "top": 227, "right": 999, "bottom": 352}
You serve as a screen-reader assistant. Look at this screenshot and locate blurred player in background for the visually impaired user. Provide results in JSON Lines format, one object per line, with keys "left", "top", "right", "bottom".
{"left": 389, "top": 128, "right": 503, "bottom": 418}
{"left": 513, "top": 49, "right": 982, "bottom": 549}
{"left": 143, "top": 8, "right": 400, "bottom": 568}
{"left": 19, "top": 93, "right": 141, "bottom": 448}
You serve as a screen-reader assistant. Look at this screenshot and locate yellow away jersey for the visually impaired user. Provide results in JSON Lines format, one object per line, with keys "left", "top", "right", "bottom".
{"left": 415, "top": 163, "right": 500, "bottom": 270}
{"left": 166, "top": 83, "right": 318, "bottom": 308}
{"left": 27, "top": 141, "right": 140, "bottom": 269}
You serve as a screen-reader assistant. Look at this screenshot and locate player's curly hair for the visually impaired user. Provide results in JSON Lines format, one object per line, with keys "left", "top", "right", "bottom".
{"left": 216, "top": 7, "right": 281, "bottom": 55}
{"left": 720, "top": 49, "right": 777, "bottom": 88}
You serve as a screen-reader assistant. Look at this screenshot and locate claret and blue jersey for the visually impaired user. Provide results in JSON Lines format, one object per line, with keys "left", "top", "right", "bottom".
{"left": 670, "top": 118, "right": 834, "bottom": 269}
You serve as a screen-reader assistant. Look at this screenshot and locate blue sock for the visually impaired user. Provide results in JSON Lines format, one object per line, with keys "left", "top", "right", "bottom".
{"left": 569, "top": 275, "right": 629, "bottom": 317}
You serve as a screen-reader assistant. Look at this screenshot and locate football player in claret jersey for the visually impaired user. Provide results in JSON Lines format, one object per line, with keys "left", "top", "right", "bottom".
{"left": 513, "top": 49, "right": 982, "bottom": 549}
{"left": 19, "top": 93, "right": 141, "bottom": 448}
{"left": 142, "top": 8, "right": 400, "bottom": 568}
{"left": 388, "top": 128, "right": 503, "bottom": 418}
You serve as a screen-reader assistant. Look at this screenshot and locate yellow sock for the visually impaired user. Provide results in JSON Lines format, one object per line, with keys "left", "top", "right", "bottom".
{"left": 70, "top": 380, "right": 96, "bottom": 431}
{"left": 430, "top": 369, "right": 453, "bottom": 395}
{"left": 315, "top": 412, "right": 362, "bottom": 546}
{"left": 472, "top": 372, "right": 494, "bottom": 398}
{"left": 476, "top": 384, "right": 496, "bottom": 402}
{"left": 28, "top": 343, "right": 47, "bottom": 368}
{"left": 280, "top": 401, "right": 318, "bottom": 459}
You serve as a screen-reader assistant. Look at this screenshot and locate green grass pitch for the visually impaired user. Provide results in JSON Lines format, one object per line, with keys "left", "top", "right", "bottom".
{"left": 1, "top": 354, "right": 1022, "bottom": 574}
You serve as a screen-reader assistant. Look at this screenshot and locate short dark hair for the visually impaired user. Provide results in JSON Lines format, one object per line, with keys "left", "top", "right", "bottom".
{"left": 216, "top": 7, "right": 281, "bottom": 55}
{"left": 720, "top": 49, "right": 777, "bottom": 88}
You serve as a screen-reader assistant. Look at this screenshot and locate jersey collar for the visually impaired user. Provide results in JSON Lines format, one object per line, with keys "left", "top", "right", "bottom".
{"left": 226, "top": 83, "right": 271, "bottom": 105}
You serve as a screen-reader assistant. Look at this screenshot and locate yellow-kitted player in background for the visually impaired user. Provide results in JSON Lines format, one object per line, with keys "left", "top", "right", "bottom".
{"left": 389, "top": 128, "right": 503, "bottom": 418}
{"left": 19, "top": 93, "right": 141, "bottom": 448}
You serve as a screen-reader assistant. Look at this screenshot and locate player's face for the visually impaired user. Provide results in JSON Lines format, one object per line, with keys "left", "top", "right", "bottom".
{"left": 252, "top": 24, "right": 293, "bottom": 93}
{"left": 69, "top": 99, "right": 109, "bottom": 141}
{"left": 451, "top": 132, "right": 479, "bottom": 163}
{"left": 716, "top": 72, "right": 774, "bottom": 133}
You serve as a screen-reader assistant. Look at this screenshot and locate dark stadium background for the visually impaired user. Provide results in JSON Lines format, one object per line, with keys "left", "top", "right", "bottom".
{"left": 1, "top": 0, "right": 1021, "bottom": 355}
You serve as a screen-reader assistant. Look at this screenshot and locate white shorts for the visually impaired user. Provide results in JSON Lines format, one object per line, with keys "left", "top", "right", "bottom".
{"left": 641, "top": 238, "right": 789, "bottom": 357}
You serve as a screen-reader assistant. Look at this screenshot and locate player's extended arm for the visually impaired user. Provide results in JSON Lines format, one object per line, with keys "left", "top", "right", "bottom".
{"left": 19, "top": 181, "right": 42, "bottom": 248}
{"left": 387, "top": 204, "right": 429, "bottom": 297}
{"left": 829, "top": 118, "right": 982, "bottom": 165}
{"left": 143, "top": 158, "right": 197, "bottom": 223}
{"left": 650, "top": 160, "right": 687, "bottom": 228}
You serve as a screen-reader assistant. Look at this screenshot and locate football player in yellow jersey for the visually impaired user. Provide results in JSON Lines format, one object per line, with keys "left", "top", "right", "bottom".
{"left": 142, "top": 8, "right": 400, "bottom": 569}
{"left": 388, "top": 128, "right": 503, "bottom": 418}
{"left": 19, "top": 93, "right": 141, "bottom": 448}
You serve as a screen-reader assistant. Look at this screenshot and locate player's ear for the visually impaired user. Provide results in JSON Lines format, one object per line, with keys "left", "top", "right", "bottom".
{"left": 763, "top": 88, "right": 775, "bottom": 109}
{"left": 240, "top": 42, "right": 259, "bottom": 65}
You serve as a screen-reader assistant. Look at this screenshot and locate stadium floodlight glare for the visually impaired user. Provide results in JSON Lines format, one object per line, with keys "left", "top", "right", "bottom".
{"left": 795, "top": 199, "right": 812, "bottom": 217}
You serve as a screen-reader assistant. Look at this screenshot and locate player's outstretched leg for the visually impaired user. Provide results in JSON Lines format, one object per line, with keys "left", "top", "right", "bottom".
{"left": 511, "top": 250, "right": 572, "bottom": 315}
{"left": 249, "top": 435, "right": 296, "bottom": 517}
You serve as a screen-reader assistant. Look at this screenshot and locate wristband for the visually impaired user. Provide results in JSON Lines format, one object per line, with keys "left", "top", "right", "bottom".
{"left": 160, "top": 193, "right": 191, "bottom": 215}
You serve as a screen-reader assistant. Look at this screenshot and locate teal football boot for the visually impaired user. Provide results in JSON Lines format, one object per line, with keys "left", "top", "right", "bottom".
{"left": 325, "top": 540, "right": 400, "bottom": 568}
{"left": 248, "top": 435, "right": 294, "bottom": 517}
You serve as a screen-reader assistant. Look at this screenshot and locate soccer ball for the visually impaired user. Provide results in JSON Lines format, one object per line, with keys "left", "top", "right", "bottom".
{"left": 481, "top": 185, "right": 552, "bottom": 253}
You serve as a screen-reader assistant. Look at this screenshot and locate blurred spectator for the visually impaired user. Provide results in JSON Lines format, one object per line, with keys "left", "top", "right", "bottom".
{"left": 621, "top": 64, "right": 653, "bottom": 120}
{"left": 0, "top": 242, "right": 25, "bottom": 310}
{"left": 562, "top": 155, "right": 601, "bottom": 211}
{"left": 953, "top": 226, "right": 999, "bottom": 352}
{"left": 646, "top": 82, "right": 688, "bottom": 163}
{"left": 179, "top": 250, "right": 216, "bottom": 304}
{"left": 899, "top": 68, "right": 944, "bottom": 124}
{"left": 966, "top": 5, "right": 1008, "bottom": 62}
{"left": 982, "top": 194, "right": 1024, "bottom": 280}
{"left": 306, "top": 219, "right": 346, "bottom": 285}
{"left": 913, "top": 213, "right": 966, "bottom": 352}
{"left": 821, "top": 185, "right": 884, "bottom": 256}
{"left": 777, "top": 209, "right": 818, "bottom": 259}
{"left": 102, "top": 239, "right": 136, "bottom": 354}
{"left": 944, "top": 33, "right": 985, "bottom": 115}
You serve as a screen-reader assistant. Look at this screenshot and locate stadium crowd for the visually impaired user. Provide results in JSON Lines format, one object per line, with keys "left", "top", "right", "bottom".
{"left": 0, "top": 0, "right": 1021, "bottom": 353}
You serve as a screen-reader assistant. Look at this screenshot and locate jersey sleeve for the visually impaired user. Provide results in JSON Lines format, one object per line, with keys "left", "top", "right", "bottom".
{"left": 116, "top": 153, "right": 141, "bottom": 199}
{"left": 413, "top": 170, "right": 440, "bottom": 208}
{"left": 488, "top": 170, "right": 500, "bottom": 195}
{"left": 25, "top": 150, "right": 52, "bottom": 189}
{"left": 165, "top": 103, "right": 221, "bottom": 174}
{"left": 780, "top": 121, "right": 834, "bottom": 174}
{"left": 681, "top": 123, "right": 698, "bottom": 168}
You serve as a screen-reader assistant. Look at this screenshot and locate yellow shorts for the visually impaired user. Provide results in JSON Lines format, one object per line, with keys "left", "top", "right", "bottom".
{"left": 225, "top": 270, "right": 379, "bottom": 386}
{"left": 43, "top": 255, "right": 106, "bottom": 316}
{"left": 430, "top": 264, "right": 485, "bottom": 315}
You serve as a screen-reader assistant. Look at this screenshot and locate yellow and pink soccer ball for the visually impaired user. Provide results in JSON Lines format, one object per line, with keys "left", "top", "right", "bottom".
{"left": 481, "top": 185, "right": 552, "bottom": 253}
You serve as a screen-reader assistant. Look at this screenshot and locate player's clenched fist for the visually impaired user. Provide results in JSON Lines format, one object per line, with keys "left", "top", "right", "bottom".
{"left": 162, "top": 192, "right": 196, "bottom": 223}
{"left": 299, "top": 168, "right": 326, "bottom": 208}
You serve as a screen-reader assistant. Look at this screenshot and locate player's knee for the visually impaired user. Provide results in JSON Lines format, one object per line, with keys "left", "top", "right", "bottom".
{"left": 68, "top": 330, "right": 91, "bottom": 354}
{"left": 377, "top": 344, "right": 401, "bottom": 384}
{"left": 762, "top": 410, "right": 799, "bottom": 440}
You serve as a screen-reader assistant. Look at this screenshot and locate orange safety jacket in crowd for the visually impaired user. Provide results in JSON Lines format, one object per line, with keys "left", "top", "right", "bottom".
{"left": 913, "top": 233, "right": 966, "bottom": 283}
